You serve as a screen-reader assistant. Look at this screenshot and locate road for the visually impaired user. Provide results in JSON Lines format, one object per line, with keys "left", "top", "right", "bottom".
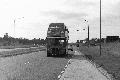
{"left": 0, "top": 46, "right": 111, "bottom": 80}
{"left": 0, "top": 49, "right": 73, "bottom": 80}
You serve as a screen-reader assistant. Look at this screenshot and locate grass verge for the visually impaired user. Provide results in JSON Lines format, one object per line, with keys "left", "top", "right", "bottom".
{"left": 79, "top": 43, "right": 120, "bottom": 80}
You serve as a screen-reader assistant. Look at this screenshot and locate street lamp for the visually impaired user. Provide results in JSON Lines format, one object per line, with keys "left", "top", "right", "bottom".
{"left": 100, "top": 0, "right": 102, "bottom": 56}
{"left": 76, "top": 19, "right": 90, "bottom": 47}
{"left": 83, "top": 19, "right": 90, "bottom": 47}
{"left": 14, "top": 17, "right": 24, "bottom": 48}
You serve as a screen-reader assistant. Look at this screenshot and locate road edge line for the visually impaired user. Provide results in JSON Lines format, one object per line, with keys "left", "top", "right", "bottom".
{"left": 58, "top": 59, "right": 71, "bottom": 79}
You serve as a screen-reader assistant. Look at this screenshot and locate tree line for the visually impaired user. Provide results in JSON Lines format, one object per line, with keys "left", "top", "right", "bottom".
{"left": 0, "top": 33, "right": 46, "bottom": 46}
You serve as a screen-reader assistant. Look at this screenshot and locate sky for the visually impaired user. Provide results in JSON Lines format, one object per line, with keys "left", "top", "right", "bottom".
{"left": 0, "top": 0, "right": 120, "bottom": 42}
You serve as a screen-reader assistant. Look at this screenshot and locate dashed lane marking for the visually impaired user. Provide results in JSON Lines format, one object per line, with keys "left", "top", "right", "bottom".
{"left": 58, "top": 59, "right": 72, "bottom": 79}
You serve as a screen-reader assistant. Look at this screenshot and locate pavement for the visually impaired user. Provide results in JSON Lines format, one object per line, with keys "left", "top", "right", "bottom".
{"left": 59, "top": 51, "right": 112, "bottom": 80}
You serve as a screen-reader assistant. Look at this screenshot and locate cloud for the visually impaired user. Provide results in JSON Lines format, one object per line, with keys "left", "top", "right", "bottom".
{"left": 101, "top": 1, "right": 120, "bottom": 27}
{"left": 1, "top": 0, "right": 120, "bottom": 42}
{"left": 44, "top": 10, "right": 88, "bottom": 20}
{"left": 65, "top": 0, "right": 98, "bottom": 7}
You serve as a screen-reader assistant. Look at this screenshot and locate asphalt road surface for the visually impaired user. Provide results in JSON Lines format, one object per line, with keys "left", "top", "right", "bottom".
{"left": 0, "top": 50, "right": 73, "bottom": 80}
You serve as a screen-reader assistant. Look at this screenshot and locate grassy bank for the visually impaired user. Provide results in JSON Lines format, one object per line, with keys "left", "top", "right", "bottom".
{"left": 79, "top": 42, "right": 120, "bottom": 80}
{"left": 0, "top": 47, "right": 46, "bottom": 57}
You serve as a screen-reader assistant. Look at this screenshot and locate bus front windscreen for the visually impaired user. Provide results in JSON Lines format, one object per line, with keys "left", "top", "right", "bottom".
{"left": 47, "top": 38, "right": 65, "bottom": 46}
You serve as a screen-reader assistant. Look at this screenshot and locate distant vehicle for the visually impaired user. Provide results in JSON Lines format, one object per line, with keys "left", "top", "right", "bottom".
{"left": 46, "top": 23, "right": 69, "bottom": 57}
{"left": 90, "top": 43, "right": 97, "bottom": 46}
{"left": 76, "top": 44, "right": 79, "bottom": 47}
{"left": 68, "top": 45, "right": 73, "bottom": 51}
{"left": 76, "top": 40, "right": 79, "bottom": 47}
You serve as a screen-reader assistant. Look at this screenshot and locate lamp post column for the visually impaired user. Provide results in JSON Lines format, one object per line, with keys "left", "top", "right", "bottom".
{"left": 88, "top": 25, "right": 89, "bottom": 47}
{"left": 100, "top": 0, "right": 102, "bottom": 56}
{"left": 13, "top": 17, "right": 24, "bottom": 48}
{"left": 14, "top": 19, "right": 16, "bottom": 48}
{"left": 84, "top": 19, "right": 89, "bottom": 47}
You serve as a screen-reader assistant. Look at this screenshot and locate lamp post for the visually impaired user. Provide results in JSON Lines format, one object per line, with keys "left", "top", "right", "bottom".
{"left": 84, "top": 19, "right": 90, "bottom": 47}
{"left": 76, "top": 19, "right": 90, "bottom": 47}
{"left": 14, "top": 17, "right": 24, "bottom": 48}
{"left": 100, "top": 0, "right": 102, "bottom": 56}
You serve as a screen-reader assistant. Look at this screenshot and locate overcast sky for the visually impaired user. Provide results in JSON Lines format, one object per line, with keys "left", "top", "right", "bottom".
{"left": 0, "top": 0, "right": 120, "bottom": 42}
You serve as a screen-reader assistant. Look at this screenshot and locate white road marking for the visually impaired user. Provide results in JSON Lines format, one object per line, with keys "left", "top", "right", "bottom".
{"left": 61, "top": 71, "right": 64, "bottom": 74}
{"left": 58, "top": 75, "right": 61, "bottom": 79}
{"left": 58, "top": 59, "right": 72, "bottom": 79}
